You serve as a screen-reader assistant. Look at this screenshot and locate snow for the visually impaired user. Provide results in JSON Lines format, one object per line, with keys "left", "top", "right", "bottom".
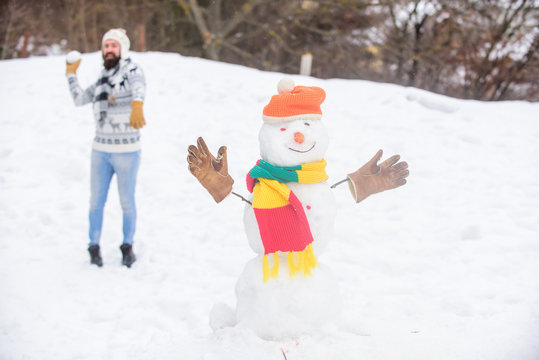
{"left": 1, "top": 51, "right": 539, "bottom": 360}
{"left": 66, "top": 50, "right": 82, "bottom": 64}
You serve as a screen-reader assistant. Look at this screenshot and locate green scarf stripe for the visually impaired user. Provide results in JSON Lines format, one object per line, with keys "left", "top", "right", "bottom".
{"left": 249, "top": 160, "right": 301, "bottom": 183}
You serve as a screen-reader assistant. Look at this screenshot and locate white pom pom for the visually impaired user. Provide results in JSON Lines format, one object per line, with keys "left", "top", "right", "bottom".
{"left": 66, "top": 50, "right": 81, "bottom": 64}
{"left": 277, "top": 77, "right": 295, "bottom": 94}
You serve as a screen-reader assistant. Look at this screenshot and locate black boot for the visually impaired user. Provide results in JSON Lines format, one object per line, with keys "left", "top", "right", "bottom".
{"left": 88, "top": 245, "right": 103, "bottom": 267}
{"left": 120, "top": 243, "right": 136, "bottom": 268}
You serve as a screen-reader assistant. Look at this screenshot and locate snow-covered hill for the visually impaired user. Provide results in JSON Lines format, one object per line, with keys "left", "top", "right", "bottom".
{"left": 1, "top": 51, "right": 538, "bottom": 360}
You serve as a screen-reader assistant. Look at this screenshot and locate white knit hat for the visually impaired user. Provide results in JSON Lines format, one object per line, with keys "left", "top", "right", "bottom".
{"left": 102, "top": 28, "right": 130, "bottom": 59}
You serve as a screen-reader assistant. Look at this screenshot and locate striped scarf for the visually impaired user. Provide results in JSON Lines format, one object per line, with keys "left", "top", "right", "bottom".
{"left": 94, "top": 61, "right": 122, "bottom": 127}
{"left": 246, "top": 159, "right": 328, "bottom": 281}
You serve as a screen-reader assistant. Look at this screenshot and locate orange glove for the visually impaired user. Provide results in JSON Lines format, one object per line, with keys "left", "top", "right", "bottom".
{"left": 187, "top": 137, "right": 234, "bottom": 203}
{"left": 65, "top": 59, "right": 81, "bottom": 75}
{"left": 347, "top": 150, "right": 409, "bottom": 203}
{"left": 129, "top": 100, "right": 146, "bottom": 129}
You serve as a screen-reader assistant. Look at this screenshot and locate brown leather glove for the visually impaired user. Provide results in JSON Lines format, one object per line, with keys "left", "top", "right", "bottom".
{"left": 65, "top": 59, "right": 81, "bottom": 75}
{"left": 347, "top": 150, "right": 409, "bottom": 203}
{"left": 187, "top": 137, "right": 234, "bottom": 203}
{"left": 129, "top": 100, "right": 146, "bottom": 129}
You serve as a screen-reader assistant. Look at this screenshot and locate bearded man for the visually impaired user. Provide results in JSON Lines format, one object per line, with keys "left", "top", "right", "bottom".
{"left": 66, "top": 28, "right": 146, "bottom": 268}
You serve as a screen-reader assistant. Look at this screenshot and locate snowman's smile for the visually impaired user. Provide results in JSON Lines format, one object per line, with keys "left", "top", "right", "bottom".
{"left": 288, "top": 143, "right": 316, "bottom": 153}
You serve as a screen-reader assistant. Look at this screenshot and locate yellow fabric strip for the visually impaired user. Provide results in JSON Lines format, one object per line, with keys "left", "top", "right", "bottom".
{"left": 297, "top": 159, "right": 329, "bottom": 183}
{"left": 252, "top": 179, "right": 291, "bottom": 209}
{"left": 287, "top": 244, "right": 317, "bottom": 278}
{"left": 262, "top": 253, "right": 280, "bottom": 282}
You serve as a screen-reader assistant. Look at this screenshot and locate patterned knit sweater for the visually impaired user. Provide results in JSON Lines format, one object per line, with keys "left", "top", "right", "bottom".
{"left": 67, "top": 58, "right": 146, "bottom": 153}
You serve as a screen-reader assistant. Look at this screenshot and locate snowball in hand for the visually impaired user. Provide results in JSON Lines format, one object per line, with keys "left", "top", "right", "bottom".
{"left": 66, "top": 50, "right": 81, "bottom": 64}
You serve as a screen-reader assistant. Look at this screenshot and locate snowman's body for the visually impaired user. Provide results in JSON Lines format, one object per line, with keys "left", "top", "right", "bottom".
{"left": 235, "top": 117, "right": 341, "bottom": 339}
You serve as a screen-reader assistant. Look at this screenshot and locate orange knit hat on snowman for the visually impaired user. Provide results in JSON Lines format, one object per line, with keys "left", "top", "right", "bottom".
{"left": 262, "top": 78, "right": 326, "bottom": 123}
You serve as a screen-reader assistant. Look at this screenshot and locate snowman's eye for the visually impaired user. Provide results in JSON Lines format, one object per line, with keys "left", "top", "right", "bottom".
{"left": 280, "top": 128, "right": 286, "bottom": 131}
{"left": 304, "top": 122, "right": 310, "bottom": 126}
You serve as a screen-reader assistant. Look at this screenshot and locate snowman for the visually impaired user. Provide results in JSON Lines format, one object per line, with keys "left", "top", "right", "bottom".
{"left": 187, "top": 78, "right": 409, "bottom": 339}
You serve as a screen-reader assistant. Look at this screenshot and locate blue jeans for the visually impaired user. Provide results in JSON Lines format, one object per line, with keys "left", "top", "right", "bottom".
{"left": 89, "top": 150, "right": 141, "bottom": 247}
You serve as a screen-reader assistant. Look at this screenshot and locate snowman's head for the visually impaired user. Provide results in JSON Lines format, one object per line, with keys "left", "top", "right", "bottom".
{"left": 259, "top": 119, "right": 329, "bottom": 167}
{"left": 259, "top": 78, "right": 329, "bottom": 167}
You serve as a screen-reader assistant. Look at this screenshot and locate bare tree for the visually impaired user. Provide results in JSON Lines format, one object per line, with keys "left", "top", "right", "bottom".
{"left": 1, "top": 0, "right": 30, "bottom": 59}
{"left": 445, "top": 0, "right": 538, "bottom": 100}
{"left": 177, "top": 0, "right": 278, "bottom": 64}
{"left": 0, "top": 0, "right": 536, "bottom": 101}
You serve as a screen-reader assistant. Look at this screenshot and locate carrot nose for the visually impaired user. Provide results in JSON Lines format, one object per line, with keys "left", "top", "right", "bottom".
{"left": 294, "top": 132, "right": 305, "bottom": 144}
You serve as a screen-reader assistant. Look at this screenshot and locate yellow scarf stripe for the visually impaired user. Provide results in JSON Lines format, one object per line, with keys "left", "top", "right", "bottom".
{"left": 252, "top": 179, "right": 291, "bottom": 209}
{"left": 297, "top": 159, "right": 329, "bottom": 183}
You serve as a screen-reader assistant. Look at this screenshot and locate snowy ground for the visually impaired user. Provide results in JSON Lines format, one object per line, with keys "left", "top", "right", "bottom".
{"left": 1, "top": 51, "right": 538, "bottom": 360}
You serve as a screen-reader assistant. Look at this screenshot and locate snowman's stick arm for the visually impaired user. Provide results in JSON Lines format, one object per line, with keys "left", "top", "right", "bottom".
{"left": 231, "top": 191, "right": 252, "bottom": 205}
{"left": 330, "top": 178, "right": 349, "bottom": 189}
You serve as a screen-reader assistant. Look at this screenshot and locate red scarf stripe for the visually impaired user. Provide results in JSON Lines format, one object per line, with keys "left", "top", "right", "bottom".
{"left": 254, "top": 191, "right": 313, "bottom": 254}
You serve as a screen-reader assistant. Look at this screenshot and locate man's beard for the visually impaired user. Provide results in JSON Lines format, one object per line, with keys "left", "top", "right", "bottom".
{"left": 103, "top": 53, "right": 120, "bottom": 70}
